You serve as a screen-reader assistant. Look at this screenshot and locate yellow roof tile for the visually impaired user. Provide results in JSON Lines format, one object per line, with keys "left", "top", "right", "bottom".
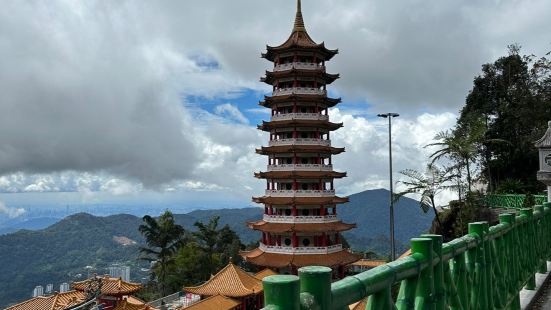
{"left": 5, "top": 291, "right": 87, "bottom": 310}
{"left": 254, "top": 268, "right": 278, "bottom": 280}
{"left": 72, "top": 275, "right": 142, "bottom": 296}
{"left": 181, "top": 295, "right": 241, "bottom": 310}
{"left": 184, "top": 262, "right": 263, "bottom": 297}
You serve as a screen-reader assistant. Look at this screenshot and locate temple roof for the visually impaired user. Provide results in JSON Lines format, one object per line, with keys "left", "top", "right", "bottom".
{"left": 535, "top": 121, "right": 551, "bottom": 148}
{"left": 183, "top": 262, "right": 263, "bottom": 298}
{"left": 252, "top": 196, "right": 349, "bottom": 205}
{"left": 183, "top": 295, "right": 241, "bottom": 310}
{"left": 113, "top": 297, "right": 159, "bottom": 310}
{"left": 349, "top": 298, "right": 368, "bottom": 310}
{"left": 256, "top": 145, "right": 345, "bottom": 155}
{"left": 5, "top": 291, "right": 87, "bottom": 310}
{"left": 261, "top": 95, "right": 341, "bottom": 108}
{"left": 262, "top": 1, "right": 338, "bottom": 61}
{"left": 257, "top": 119, "right": 343, "bottom": 132}
{"left": 72, "top": 276, "right": 142, "bottom": 296}
{"left": 349, "top": 259, "right": 387, "bottom": 268}
{"left": 254, "top": 268, "right": 278, "bottom": 280}
{"left": 255, "top": 170, "right": 346, "bottom": 179}
{"left": 240, "top": 248, "right": 361, "bottom": 268}
{"left": 261, "top": 69, "right": 339, "bottom": 85}
{"left": 248, "top": 220, "right": 356, "bottom": 233}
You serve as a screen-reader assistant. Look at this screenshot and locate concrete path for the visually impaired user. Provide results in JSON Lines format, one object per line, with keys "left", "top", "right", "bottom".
{"left": 520, "top": 261, "right": 551, "bottom": 310}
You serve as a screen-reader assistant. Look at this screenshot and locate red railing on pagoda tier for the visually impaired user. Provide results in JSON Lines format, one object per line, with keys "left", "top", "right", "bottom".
{"left": 274, "top": 62, "right": 325, "bottom": 72}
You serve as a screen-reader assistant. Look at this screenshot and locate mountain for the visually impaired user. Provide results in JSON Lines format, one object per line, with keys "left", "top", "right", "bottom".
{"left": 0, "top": 217, "right": 61, "bottom": 235}
{"left": 0, "top": 189, "right": 432, "bottom": 308}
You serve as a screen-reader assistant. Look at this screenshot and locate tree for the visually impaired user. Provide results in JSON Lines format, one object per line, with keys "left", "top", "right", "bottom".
{"left": 457, "top": 45, "right": 551, "bottom": 193}
{"left": 395, "top": 164, "right": 457, "bottom": 230}
{"left": 138, "top": 211, "right": 185, "bottom": 296}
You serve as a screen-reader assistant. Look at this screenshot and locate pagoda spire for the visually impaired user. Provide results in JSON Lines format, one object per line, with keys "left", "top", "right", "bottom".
{"left": 293, "top": 0, "right": 306, "bottom": 32}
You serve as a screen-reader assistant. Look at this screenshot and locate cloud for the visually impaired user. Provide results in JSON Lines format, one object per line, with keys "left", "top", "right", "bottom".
{"left": 0, "top": 201, "right": 26, "bottom": 219}
{"left": 214, "top": 104, "right": 249, "bottom": 124}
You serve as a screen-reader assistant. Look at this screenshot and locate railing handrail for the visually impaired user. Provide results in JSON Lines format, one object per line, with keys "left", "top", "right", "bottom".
{"left": 483, "top": 193, "right": 547, "bottom": 209}
{"left": 262, "top": 202, "right": 551, "bottom": 309}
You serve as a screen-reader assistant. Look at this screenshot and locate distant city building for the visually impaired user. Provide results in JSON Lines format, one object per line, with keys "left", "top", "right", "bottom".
{"left": 45, "top": 283, "right": 53, "bottom": 294}
{"left": 60, "top": 282, "right": 70, "bottom": 293}
{"left": 109, "top": 265, "right": 130, "bottom": 282}
{"left": 32, "top": 285, "right": 44, "bottom": 297}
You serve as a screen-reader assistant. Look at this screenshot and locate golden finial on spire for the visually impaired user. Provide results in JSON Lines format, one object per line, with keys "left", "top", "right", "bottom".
{"left": 293, "top": 0, "right": 306, "bottom": 32}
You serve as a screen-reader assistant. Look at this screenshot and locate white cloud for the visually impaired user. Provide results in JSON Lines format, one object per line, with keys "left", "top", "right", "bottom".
{"left": 0, "top": 200, "right": 26, "bottom": 219}
{"left": 214, "top": 103, "right": 249, "bottom": 124}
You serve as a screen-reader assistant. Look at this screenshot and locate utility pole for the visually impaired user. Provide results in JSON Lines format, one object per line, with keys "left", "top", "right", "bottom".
{"left": 378, "top": 113, "right": 400, "bottom": 260}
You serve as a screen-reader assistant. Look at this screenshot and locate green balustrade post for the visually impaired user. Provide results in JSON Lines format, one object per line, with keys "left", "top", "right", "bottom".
{"left": 262, "top": 275, "right": 301, "bottom": 310}
{"left": 520, "top": 208, "right": 537, "bottom": 290}
{"left": 469, "top": 222, "right": 488, "bottom": 310}
{"left": 411, "top": 238, "right": 435, "bottom": 310}
{"left": 499, "top": 214, "right": 517, "bottom": 303}
{"left": 421, "top": 234, "right": 446, "bottom": 310}
{"left": 396, "top": 275, "right": 418, "bottom": 310}
{"left": 449, "top": 250, "right": 468, "bottom": 310}
{"left": 298, "top": 266, "right": 332, "bottom": 310}
{"left": 545, "top": 202, "right": 551, "bottom": 261}
{"left": 366, "top": 286, "right": 395, "bottom": 310}
{"left": 481, "top": 223, "right": 495, "bottom": 308}
{"left": 534, "top": 205, "right": 547, "bottom": 274}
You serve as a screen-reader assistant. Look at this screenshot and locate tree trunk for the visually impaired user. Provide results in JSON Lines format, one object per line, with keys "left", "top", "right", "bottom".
{"left": 466, "top": 159, "right": 472, "bottom": 193}
{"left": 431, "top": 196, "right": 443, "bottom": 230}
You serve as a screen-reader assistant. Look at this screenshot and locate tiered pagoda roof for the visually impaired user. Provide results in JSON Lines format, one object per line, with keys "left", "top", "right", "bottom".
{"left": 182, "top": 295, "right": 241, "bottom": 310}
{"left": 256, "top": 145, "right": 345, "bottom": 155}
{"left": 260, "top": 95, "right": 342, "bottom": 108}
{"left": 254, "top": 170, "right": 346, "bottom": 179}
{"left": 257, "top": 119, "right": 343, "bottom": 131}
{"left": 262, "top": 1, "right": 338, "bottom": 61}
{"left": 5, "top": 291, "right": 87, "bottom": 310}
{"left": 253, "top": 268, "right": 278, "bottom": 280}
{"left": 72, "top": 276, "right": 142, "bottom": 297}
{"left": 183, "top": 262, "right": 263, "bottom": 298}
{"left": 241, "top": 248, "right": 359, "bottom": 269}
{"left": 248, "top": 220, "right": 356, "bottom": 233}
{"left": 261, "top": 69, "right": 339, "bottom": 85}
{"left": 252, "top": 196, "right": 349, "bottom": 205}
{"left": 113, "top": 296, "right": 159, "bottom": 310}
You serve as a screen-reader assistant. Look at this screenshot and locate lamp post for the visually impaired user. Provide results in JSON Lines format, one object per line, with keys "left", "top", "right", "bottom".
{"left": 378, "top": 113, "right": 400, "bottom": 261}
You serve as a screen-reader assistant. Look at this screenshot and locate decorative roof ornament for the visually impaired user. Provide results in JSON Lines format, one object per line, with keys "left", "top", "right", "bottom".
{"left": 535, "top": 121, "right": 551, "bottom": 148}
{"left": 293, "top": 0, "right": 306, "bottom": 32}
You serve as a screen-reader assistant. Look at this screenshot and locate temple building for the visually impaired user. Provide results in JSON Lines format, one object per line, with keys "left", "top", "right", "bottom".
{"left": 241, "top": 0, "right": 361, "bottom": 278}
{"left": 183, "top": 262, "right": 275, "bottom": 310}
{"left": 5, "top": 276, "right": 151, "bottom": 310}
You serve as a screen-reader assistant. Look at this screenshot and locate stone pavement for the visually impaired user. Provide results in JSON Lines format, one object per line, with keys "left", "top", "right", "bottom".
{"left": 520, "top": 261, "right": 551, "bottom": 309}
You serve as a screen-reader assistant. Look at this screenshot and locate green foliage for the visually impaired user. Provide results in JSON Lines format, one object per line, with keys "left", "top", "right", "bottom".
{"left": 458, "top": 45, "right": 551, "bottom": 193}
{"left": 139, "top": 211, "right": 186, "bottom": 296}
{"left": 496, "top": 179, "right": 528, "bottom": 194}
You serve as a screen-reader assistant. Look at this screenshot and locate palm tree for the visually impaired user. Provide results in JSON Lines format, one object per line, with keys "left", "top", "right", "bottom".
{"left": 139, "top": 210, "right": 185, "bottom": 296}
{"left": 395, "top": 164, "right": 457, "bottom": 229}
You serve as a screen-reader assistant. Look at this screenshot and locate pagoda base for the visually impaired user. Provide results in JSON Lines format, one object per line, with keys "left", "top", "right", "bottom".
{"left": 240, "top": 248, "right": 361, "bottom": 269}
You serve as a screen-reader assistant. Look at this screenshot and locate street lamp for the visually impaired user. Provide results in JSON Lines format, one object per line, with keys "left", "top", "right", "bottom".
{"left": 377, "top": 113, "right": 400, "bottom": 261}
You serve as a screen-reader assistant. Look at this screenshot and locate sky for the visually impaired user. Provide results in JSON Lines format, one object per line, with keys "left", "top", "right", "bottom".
{"left": 0, "top": 0, "right": 550, "bottom": 217}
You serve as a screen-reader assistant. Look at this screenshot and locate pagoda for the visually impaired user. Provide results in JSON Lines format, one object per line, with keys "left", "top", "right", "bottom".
{"left": 241, "top": 0, "right": 360, "bottom": 278}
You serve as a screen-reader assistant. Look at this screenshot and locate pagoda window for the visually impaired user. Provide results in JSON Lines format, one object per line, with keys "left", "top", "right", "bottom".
{"left": 302, "top": 238, "right": 311, "bottom": 247}
{"left": 285, "top": 183, "right": 292, "bottom": 190}
{"left": 285, "top": 209, "right": 292, "bottom": 216}
{"left": 302, "top": 209, "right": 310, "bottom": 216}
{"left": 301, "top": 183, "right": 308, "bottom": 190}
{"left": 284, "top": 238, "right": 292, "bottom": 246}
{"left": 286, "top": 158, "right": 293, "bottom": 164}
{"left": 301, "top": 158, "right": 308, "bottom": 164}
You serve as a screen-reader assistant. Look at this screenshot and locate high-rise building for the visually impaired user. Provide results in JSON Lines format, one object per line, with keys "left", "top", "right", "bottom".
{"left": 241, "top": 0, "right": 361, "bottom": 278}
{"left": 45, "top": 284, "right": 53, "bottom": 295}
{"left": 109, "top": 265, "right": 130, "bottom": 282}
{"left": 32, "top": 286, "right": 44, "bottom": 297}
{"left": 59, "top": 282, "right": 70, "bottom": 293}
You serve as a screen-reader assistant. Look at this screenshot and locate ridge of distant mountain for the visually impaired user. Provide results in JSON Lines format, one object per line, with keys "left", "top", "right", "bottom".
{"left": 0, "top": 217, "right": 61, "bottom": 235}
{"left": 0, "top": 189, "right": 432, "bottom": 308}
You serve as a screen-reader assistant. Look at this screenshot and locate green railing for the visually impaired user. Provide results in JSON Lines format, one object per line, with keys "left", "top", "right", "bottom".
{"left": 262, "top": 202, "right": 551, "bottom": 310}
{"left": 483, "top": 194, "right": 547, "bottom": 209}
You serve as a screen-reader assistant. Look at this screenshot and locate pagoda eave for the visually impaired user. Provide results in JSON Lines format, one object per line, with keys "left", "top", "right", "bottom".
{"left": 254, "top": 171, "right": 346, "bottom": 179}
{"left": 258, "top": 120, "right": 343, "bottom": 131}
{"left": 261, "top": 70, "right": 339, "bottom": 85}
{"left": 260, "top": 95, "right": 341, "bottom": 109}
{"left": 262, "top": 45, "right": 339, "bottom": 62}
{"left": 248, "top": 220, "right": 356, "bottom": 233}
{"left": 252, "top": 196, "right": 349, "bottom": 205}
{"left": 256, "top": 145, "right": 345, "bottom": 155}
{"left": 240, "top": 248, "right": 360, "bottom": 269}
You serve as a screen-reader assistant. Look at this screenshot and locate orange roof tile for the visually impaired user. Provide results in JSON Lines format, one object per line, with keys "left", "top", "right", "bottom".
{"left": 72, "top": 276, "right": 142, "bottom": 296}
{"left": 398, "top": 249, "right": 412, "bottom": 259}
{"left": 113, "top": 296, "right": 158, "bottom": 310}
{"left": 252, "top": 196, "right": 349, "bottom": 205}
{"left": 5, "top": 291, "right": 87, "bottom": 310}
{"left": 241, "top": 248, "right": 361, "bottom": 268}
{"left": 349, "top": 298, "right": 367, "bottom": 310}
{"left": 350, "top": 259, "right": 387, "bottom": 268}
{"left": 248, "top": 220, "right": 356, "bottom": 233}
{"left": 181, "top": 295, "right": 241, "bottom": 310}
{"left": 183, "top": 263, "right": 263, "bottom": 298}
{"left": 254, "top": 269, "right": 278, "bottom": 280}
